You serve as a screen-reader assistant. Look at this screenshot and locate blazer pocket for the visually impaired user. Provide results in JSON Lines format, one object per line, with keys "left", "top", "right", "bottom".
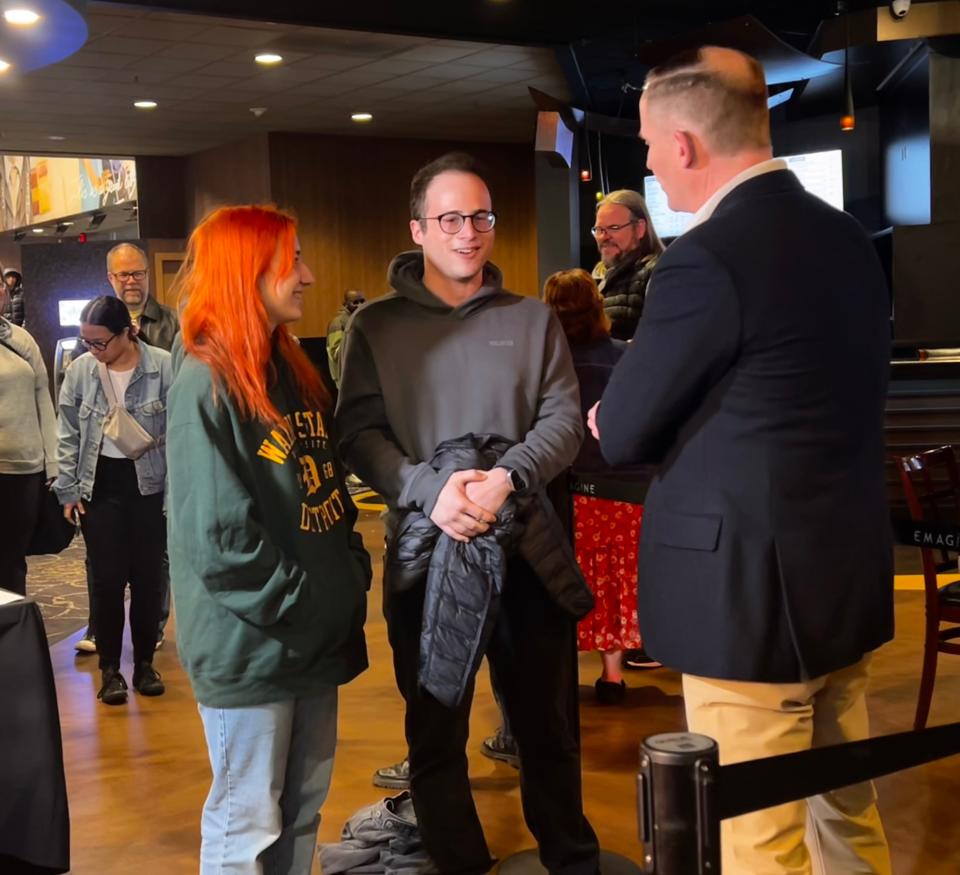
{"left": 654, "top": 510, "right": 722, "bottom": 552}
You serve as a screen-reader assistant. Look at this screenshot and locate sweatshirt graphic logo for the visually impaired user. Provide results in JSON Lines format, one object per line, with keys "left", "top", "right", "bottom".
{"left": 256, "top": 410, "right": 346, "bottom": 534}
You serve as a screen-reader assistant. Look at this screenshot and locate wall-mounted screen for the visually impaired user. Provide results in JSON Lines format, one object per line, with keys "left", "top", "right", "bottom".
{"left": 643, "top": 149, "right": 845, "bottom": 238}
{"left": 58, "top": 299, "right": 92, "bottom": 327}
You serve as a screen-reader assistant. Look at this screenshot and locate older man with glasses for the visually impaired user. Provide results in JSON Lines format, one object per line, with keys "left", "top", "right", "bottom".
{"left": 106, "top": 243, "right": 179, "bottom": 352}
{"left": 591, "top": 189, "right": 665, "bottom": 341}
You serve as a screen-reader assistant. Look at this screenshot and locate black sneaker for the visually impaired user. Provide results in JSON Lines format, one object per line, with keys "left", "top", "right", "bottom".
{"left": 98, "top": 668, "right": 128, "bottom": 705}
{"left": 480, "top": 729, "right": 520, "bottom": 769}
{"left": 595, "top": 678, "right": 626, "bottom": 705}
{"left": 373, "top": 757, "right": 410, "bottom": 790}
{"left": 623, "top": 648, "right": 662, "bottom": 670}
{"left": 132, "top": 661, "right": 165, "bottom": 696}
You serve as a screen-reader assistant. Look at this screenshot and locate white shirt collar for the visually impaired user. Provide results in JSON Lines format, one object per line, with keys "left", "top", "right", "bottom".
{"left": 685, "top": 158, "right": 787, "bottom": 233}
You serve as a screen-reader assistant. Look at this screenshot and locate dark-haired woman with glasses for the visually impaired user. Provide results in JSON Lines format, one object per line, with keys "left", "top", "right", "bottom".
{"left": 55, "top": 295, "right": 172, "bottom": 705}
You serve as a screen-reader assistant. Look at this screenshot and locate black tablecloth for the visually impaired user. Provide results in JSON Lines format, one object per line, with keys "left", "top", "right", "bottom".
{"left": 0, "top": 598, "right": 70, "bottom": 874}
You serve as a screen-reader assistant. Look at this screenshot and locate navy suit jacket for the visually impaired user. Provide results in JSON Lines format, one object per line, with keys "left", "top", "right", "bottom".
{"left": 598, "top": 169, "right": 894, "bottom": 683}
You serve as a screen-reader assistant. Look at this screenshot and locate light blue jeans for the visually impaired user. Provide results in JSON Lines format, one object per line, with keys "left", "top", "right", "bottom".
{"left": 198, "top": 687, "right": 339, "bottom": 875}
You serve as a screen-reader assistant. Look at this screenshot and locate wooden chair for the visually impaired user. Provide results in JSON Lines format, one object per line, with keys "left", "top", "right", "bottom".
{"left": 894, "top": 446, "right": 960, "bottom": 729}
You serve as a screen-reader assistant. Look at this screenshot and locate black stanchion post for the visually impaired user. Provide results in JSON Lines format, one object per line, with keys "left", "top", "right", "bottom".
{"left": 637, "top": 733, "right": 720, "bottom": 875}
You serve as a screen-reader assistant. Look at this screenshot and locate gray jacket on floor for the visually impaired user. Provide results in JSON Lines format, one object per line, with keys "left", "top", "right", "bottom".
{"left": 319, "top": 792, "right": 434, "bottom": 875}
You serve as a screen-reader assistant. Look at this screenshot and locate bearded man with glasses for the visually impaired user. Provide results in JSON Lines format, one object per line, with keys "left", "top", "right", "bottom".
{"left": 591, "top": 189, "right": 665, "bottom": 341}
{"left": 106, "top": 242, "right": 179, "bottom": 352}
{"left": 337, "top": 151, "right": 599, "bottom": 875}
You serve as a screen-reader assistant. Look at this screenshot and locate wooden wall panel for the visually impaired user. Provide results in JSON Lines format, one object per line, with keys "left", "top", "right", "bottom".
{"left": 267, "top": 133, "right": 538, "bottom": 338}
{"left": 186, "top": 134, "right": 272, "bottom": 231}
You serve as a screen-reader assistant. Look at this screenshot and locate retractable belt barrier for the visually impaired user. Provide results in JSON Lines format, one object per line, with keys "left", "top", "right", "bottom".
{"left": 636, "top": 721, "right": 960, "bottom": 874}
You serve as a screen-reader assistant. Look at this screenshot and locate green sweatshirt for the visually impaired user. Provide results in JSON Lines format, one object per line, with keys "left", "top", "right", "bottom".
{"left": 166, "top": 350, "right": 369, "bottom": 708}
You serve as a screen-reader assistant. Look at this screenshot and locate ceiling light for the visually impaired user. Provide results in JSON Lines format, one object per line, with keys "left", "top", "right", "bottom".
{"left": 351, "top": 112, "right": 373, "bottom": 123}
{"left": 4, "top": 9, "right": 41, "bottom": 26}
{"left": 0, "top": 60, "right": 11, "bottom": 74}
{"left": 48, "top": 135, "right": 65, "bottom": 141}
{"left": 32, "top": 227, "right": 44, "bottom": 234}
{"left": 134, "top": 99, "right": 158, "bottom": 110}
{"left": 255, "top": 53, "right": 283, "bottom": 66}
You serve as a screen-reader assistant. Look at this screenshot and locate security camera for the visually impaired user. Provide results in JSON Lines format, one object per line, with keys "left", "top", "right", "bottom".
{"left": 889, "top": 0, "right": 911, "bottom": 19}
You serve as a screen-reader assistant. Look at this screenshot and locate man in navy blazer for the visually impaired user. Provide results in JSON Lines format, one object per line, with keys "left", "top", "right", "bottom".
{"left": 590, "top": 47, "right": 893, "bottom": 874}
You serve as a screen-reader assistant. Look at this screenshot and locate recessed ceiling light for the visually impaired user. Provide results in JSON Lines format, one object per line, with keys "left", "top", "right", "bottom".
{"left": 255, "top": 53, "right": 283, "bottom": 66}
{"left": 48, "top": 135, "right": 65, "bottom": 141}
{"left": 134, "top": 100, "right": 158, "bottom": 110}
{"left": 351, "top": 112, "right": 373, "bottom": 123}
{"left": 32, "top": 228, "right": 44, "bottom": 234}
{"left": 60, "top": 221, "right": 74, "bottom": 226}
{"left": 0, "top": 60, "right": 11, "bottom": 74}
{"left": 4, "top": 9, "right": 41, "bottom": 26}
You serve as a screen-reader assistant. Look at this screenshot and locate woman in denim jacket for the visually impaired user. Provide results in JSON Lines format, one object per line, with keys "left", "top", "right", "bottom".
{"left": 55, "top": 295, "right": 172, "bottom": 705}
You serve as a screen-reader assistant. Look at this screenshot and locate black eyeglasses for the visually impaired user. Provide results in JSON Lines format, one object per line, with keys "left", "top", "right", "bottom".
{"left": 109, "top": 270, "right": 147, "bottom": 282}
{"left": 590, "top": 220, "right": 641, "bottom": 238}
{"left": 418, "top": 211, "right": 497, "bottom": 234}
{"left": 79, "top": 333, "right": 121, "bottom": 352}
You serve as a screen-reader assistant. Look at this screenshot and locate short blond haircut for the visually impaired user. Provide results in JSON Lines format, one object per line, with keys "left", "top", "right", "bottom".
{"left": 643, "top": 47, "right": 770, "bottom": 155}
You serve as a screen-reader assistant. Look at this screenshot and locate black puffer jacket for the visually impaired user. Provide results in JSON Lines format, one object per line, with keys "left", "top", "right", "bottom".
{"left": 385, "top": 434, "right": 594, "bottom": 708}
{"left": 2, "top": 271, "right": 24, "bottom": 327}
{"left": 593, "top": 250, "right": 659, "bottom": 341}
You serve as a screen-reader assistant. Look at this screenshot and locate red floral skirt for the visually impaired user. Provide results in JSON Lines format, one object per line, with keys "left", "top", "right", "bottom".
{"left": 573, "top": 494, "right": 643, "bottom": 653}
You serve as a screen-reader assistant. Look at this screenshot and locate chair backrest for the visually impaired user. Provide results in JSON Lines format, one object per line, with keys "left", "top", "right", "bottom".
{"left": 894, "top": 447, "right": 960, "bottom": 595}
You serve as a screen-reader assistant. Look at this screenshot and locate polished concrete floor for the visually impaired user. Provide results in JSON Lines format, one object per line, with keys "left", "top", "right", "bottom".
{"left": 51, "top": 514, "right": 960, "bottom": 874}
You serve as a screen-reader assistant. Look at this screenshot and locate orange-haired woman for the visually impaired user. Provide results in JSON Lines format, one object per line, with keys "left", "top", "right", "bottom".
{"left": 544, "top": 269, "right": 655, "bottom": 705}
{"left": 166, "top": 205, "right": 370, "bottom": 874}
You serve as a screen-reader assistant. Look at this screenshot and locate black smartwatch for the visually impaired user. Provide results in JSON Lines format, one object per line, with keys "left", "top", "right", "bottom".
{"left": 504, "top": 467, "right": 526, "bottom": 492}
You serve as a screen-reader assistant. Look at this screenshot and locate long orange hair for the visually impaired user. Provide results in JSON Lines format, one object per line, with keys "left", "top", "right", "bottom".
{"left": 176, "top": 205, "right": 329, "bottom": 424}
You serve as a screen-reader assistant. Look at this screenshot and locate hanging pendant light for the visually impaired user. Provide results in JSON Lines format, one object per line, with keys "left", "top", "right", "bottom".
{"left": 840, "top": 12, "right": 855, "bottom": 131}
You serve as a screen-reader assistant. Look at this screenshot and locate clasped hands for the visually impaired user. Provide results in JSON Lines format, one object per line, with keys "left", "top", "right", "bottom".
{"left": 429, "top": 468, "right": 512, "bottom": 543}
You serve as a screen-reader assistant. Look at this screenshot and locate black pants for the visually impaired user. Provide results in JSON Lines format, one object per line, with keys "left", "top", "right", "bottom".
{"left": 84, "top": 549, "right": 170, "bottom": 637}
{"left": 80, "top": 457, "right": 164, "bottom": 671}
{"left": 385, "top": 555, "right": 599, "bottom": 875}
{"left": 0, "top": 472, "right": 44, "bottom": 597}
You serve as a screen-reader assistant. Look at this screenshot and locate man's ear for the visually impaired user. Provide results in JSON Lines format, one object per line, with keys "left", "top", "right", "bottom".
{"left": 410, "top": 218, "right": 424, "bottom": 246}
{"left": 674, "top": 130, "right": 696, "bottom": 169}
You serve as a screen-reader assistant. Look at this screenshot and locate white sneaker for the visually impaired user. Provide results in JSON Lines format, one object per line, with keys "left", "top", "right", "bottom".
{"left": 75, "top": 630, "right": 97, "bottom": 654}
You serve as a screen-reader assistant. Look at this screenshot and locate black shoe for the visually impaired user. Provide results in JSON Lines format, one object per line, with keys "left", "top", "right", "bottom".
{"left": 623, "top": 648, "right": 662, "bottom": 670}
{"left": 480, "top": 729, "right": 520, "bottom": 768}
{"left": 132, "top": 661, "right": 165, "bottom": 696}
{"left": 98, "top": 667, "right": 128, "bottom": 705}
{"left": 595, "top": 678, "right": 626, "bottom": 705}
{"left": 373, "top": 757, "right": 410, "bottom": 790}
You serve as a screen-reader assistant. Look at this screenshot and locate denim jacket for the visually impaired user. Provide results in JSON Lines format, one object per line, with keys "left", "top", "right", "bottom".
{"left": 55, "top": 343, "right": 172, "bottom": 504}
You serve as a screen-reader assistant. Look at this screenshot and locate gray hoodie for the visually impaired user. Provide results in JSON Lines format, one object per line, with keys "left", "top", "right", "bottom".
{"left": 335, "top": 251, "right": 583, "bottom": 520}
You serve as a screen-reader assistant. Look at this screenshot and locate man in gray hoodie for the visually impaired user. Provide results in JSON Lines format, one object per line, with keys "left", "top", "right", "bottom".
{"left": 337, "top": 152, "right": 598, "bottom": 875}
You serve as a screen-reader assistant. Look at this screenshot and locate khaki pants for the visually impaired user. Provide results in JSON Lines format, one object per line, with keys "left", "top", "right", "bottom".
{"left": 683, "top": 656, "right": 891, "bottom": 875}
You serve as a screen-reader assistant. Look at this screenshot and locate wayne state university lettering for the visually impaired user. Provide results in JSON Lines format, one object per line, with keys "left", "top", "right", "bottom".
{"left": 256, "top": 409, "right": 345, "bottom": 534}
{"left": 256, "top": 410, "right": 328, "bottom": 463}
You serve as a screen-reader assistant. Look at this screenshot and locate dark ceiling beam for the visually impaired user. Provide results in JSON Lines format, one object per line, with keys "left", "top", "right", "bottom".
{"left": 96, "top": 0, "right": 641, "bottom": 45}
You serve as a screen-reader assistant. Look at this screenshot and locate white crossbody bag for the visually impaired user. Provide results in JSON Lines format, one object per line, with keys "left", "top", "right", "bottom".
{"left": 97, "top": 361, "right": 157, "bottom": 460}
